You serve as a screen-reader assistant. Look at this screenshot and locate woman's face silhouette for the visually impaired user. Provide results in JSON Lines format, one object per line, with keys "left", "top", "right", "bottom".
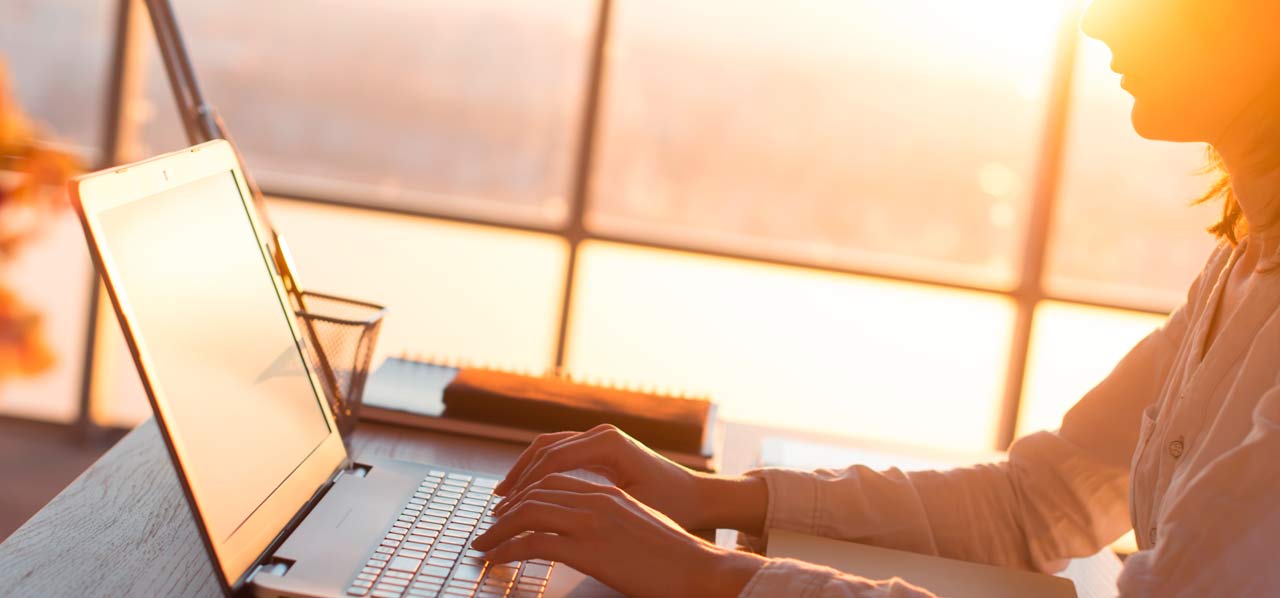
{"left": 1082, "top": 0, "right": 1280, "bottom": 149}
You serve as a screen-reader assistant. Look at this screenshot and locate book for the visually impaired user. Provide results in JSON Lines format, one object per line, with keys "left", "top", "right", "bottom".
{"left": 359, "top": 356, "right": 721, "bottom": 472}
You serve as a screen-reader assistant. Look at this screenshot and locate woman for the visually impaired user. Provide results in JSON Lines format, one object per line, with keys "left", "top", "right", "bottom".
{"left": 472, "top": 0, "right": 1280, "bottom": 595}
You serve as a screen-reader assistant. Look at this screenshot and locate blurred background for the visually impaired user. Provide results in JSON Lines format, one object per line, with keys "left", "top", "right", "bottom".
{"left": 0, "top": 0, "right": 1218, "bottom": 541}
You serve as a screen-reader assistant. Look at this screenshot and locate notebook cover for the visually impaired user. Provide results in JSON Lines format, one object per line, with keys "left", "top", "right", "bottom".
{"left": 359, "top": 357, "right": 721, "bottom": 472}
{"left": 442, "top": 367, "right": 712, "bottom": 456}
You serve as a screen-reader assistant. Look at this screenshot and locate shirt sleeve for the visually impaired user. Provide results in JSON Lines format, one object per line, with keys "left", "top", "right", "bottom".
{"left": 1115, "top": 383, "right": 1280, "bottom": 596}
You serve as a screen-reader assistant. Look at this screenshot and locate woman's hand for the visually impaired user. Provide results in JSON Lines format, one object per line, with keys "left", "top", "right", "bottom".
{"left": 494, "top": 424, "right": 767, "bottom": 533}
{"left": 473, "top": 475, "right": 767, "bottom": 597}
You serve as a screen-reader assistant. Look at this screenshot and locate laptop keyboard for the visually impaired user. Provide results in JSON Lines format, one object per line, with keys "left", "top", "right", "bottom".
{"left": 346, "top": 470, "right": 555, "bottom": 598}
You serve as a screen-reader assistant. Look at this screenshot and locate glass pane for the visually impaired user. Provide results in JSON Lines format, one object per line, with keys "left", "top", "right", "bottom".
{"left": 0, "top": 0, "right": 113, "bottom": 159}
{"left": 589, "top": 0, "right": 1073, "bottom": 288}
{"left": 565, "top": 242, "right": 1016, "bottom": 453}
{"left": 139, "top": 0, "right": 595, "bottom": 224}
{"left": 0, "top": 215, "right": 95, "bottom": 423}
{"left": 1017, "top": 301, "right": 1165, "bottom": 438}
{"left": 1048, "top": 35, "right": 1219, "bottom": 309}
{"left": 93, "top": 199, "right": 570, "bottom": 427}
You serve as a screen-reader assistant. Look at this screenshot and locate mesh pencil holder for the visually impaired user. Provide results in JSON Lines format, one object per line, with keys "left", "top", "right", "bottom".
{"left": 293, "top": 291, "right": 387, "bottom": 443}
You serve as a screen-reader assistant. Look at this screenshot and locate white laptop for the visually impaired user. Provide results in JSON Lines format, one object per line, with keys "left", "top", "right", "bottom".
{"left": 70, "top": 140, "right": 607, "bottom": 598}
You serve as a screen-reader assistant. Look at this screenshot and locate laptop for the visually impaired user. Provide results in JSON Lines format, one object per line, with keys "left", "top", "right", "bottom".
{"left": 70, "top": 140, "right": 607, "bottom": 598}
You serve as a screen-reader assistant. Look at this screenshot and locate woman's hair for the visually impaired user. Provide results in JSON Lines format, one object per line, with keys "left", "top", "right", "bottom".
{"left": 1196, "top": 147, "right": 1245, "bottom": 245}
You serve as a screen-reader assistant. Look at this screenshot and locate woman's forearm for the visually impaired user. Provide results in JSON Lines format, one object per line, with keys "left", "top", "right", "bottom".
{"left": 693, "top": 474, "right": 769, "bottom": 534}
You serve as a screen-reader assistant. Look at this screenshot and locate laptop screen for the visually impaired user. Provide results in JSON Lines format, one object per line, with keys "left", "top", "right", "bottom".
{"left": 98, "top": 171, "right": 331, "bottom": 543}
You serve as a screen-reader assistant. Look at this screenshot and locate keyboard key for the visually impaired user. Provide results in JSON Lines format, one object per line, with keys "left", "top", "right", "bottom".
{"left": 461, "top": 498, "right": 487, "bottom": 508}
{"left": 406, "top": 588, "right": 439, "bottom": 598}
{"left": 428, "top": 470, "right": 446, "bottom": 478}
{"left": 357, "top": 573, "right": 378, "bottom": 582}
{"left": 424, "top": 509, "right": 452, "bottom": 519}
{"left": 522, "top": 563, "right": 552, "bottom": 580}
{"left": 436, "top": 491, "right": 462, "bottom": 501}
{"left": 439, "top": 535, "right": 467, "bottom": 545}
{"left": 370, "top": 553, "right": 392, "bottom": 562}
{"left": 346, "top": 586, "right": 368, "bottom": 596}
{"left": 398, "top": 549, "right": 427, "bottom": 560}
{"left": 415, "top": 523, "right": 443, "bottom": 533}
{"left": 489, "top": 566, "right": 519, "bottom": 579}
{"left": 453, "top": 516, "right": 479, "bottom": 527}
{"left": 366, "top": 560, "right": 387, "bottom": 569}
{"left": 376, "top": 546, "right": 395, "bottom": 555}
{"left": 379, "top": 577, "right": 410, "bottom": 588}
{"left": 421, "top": 516, "right": 447, "bottom": 525}
{"left": 446, "top": 473, "right": 472, "bottom": 481}
{"left": 387, "top": 556, "right": 423, "bottom": 573}
{"left": 453, "top": 563, "right": 486, "bottom": 581}
{"left": 420, "top": 565, "right": 452, "bottom": 579}
{"left": 384, "top": 570, "right": 412, "bottom": 580}
{"left": 433, "top": 544, "right": 462, "bottom": 556}
{"left": 426, "top": 557, "right": 456, "bottom": 568}
{"left": 370, "top": 590, "right": 401, "bottom": 598}
{"left": 473, "top": 477, "right": 499, "bottom": 488}
{"left": 413, "top": 581, "right": 444, "bottom": 591}
{"left": 403, "top": 541, "right": 432, "bottom": 552}
{"left": 408, "top": 534, "right": 437, "bottom": 544}
{"left": 382, "top": 539, "right": 401, "bottom": 548}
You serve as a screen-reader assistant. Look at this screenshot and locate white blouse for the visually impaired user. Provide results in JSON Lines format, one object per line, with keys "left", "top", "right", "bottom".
{"left": 738, "top": 240, "right": 1280, "bottom": 597}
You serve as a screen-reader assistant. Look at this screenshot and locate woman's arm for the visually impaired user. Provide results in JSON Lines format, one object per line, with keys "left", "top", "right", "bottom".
{"left": 735, "top": 247, "right": 1221, "bottom": 573}
{"left": 740, "top": 315, "right": 1188, "bottom": 572}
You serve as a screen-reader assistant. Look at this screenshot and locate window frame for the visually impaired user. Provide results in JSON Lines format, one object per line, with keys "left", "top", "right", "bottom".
{"left": 81, "top": 0, "right": 1166, "bottom": 450}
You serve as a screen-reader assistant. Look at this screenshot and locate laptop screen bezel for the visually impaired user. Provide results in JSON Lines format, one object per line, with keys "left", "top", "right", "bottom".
{"left": 70, "top": 140, "right": 348, "bottom": 593}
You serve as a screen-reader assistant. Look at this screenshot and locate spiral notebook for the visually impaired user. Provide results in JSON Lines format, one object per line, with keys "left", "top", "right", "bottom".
{"left": 360, "top": 356, "right": 721, "bottom": 472}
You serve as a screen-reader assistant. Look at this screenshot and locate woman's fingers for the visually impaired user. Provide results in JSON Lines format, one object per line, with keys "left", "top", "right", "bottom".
{"left": 504, "top": 426, "right": 627, "bottom": 496}
{"left": 494, "top": 473, "right": 617, "bottom": 516}
{"left": 494, "top": 431, "right": 579, "bottom": 495}
{"left": 471, "top": 498, "right": 585, "bottom": 551}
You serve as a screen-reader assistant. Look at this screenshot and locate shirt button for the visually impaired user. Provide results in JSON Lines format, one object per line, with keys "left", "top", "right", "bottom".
{"left": 1149, "top": 526, "right": 1158, "bottom": 544}
{"left": 1169, "top": 437, "right": 1185, "bottom": 458}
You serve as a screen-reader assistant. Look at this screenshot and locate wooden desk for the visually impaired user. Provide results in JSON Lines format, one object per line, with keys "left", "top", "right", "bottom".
{"left": 0, "top": 419, "right": 776, "bottom": 597}
{"left": 0, "top": 420, "right": 1115, "bottom": 597}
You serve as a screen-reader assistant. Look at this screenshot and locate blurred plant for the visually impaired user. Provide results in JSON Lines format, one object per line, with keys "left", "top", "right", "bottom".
{"left": 0, "top": 59, "right": 83, "bottom": 380}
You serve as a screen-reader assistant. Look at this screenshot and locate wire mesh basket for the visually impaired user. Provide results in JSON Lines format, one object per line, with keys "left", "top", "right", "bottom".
{"left": 293, "top": 291, "right": 386, "bottom": 442}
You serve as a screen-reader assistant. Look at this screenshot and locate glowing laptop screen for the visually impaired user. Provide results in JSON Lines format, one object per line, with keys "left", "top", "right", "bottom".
{"left": 98, "top": 171, "right": 330, "bottom": 542}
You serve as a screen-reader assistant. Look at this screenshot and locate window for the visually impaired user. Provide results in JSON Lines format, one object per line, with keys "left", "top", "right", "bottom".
{"left": 138, "top": 0, "right": 596, "bottom": 226}
{"left": 589, "top": 0, "right": 1072, "bottom": 289}
{"left": 27, "top": 1, "right": 1218, "bottom": 453}
{"left": 0, "top": 0, "right": 108, "bottom": 423}
{"left": 0, "top": 0, "right": 113, "bottom": 158}
{"left": 565, "top": 243, "right": 1014, "bottom": 451}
